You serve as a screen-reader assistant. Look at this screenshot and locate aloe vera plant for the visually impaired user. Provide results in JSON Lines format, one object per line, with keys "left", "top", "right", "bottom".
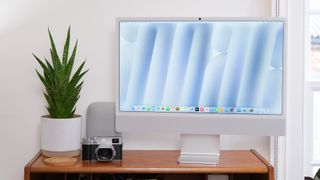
{"left": 33, "top": 27, "right": 88, "bottom": 118}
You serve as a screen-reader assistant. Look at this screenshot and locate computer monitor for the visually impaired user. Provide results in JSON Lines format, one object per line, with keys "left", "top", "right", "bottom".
{"left": 115, "top": 18, "right": 286, "bottom": 164}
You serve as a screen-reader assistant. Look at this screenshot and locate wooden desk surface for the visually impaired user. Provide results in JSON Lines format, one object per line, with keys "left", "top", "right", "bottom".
{"left": 25, "top": 150, "right": 272, "bottom": 175}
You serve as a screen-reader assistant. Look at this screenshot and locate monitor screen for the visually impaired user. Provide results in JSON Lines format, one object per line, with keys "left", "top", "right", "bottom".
{"left": 119, "top": 20, "right": 284, "bottom": 115}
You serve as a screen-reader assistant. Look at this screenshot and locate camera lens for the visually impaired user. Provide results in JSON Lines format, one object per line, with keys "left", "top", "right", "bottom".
{"left": 97, "top": 148, "right": 114, "bottom": 160}
{"left": 95, "top": 141, "right": 116, "bottom": 161}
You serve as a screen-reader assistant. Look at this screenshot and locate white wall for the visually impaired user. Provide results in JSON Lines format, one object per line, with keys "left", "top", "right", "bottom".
{"left": 0, "top": 0, "right": 271, "bottom": 179}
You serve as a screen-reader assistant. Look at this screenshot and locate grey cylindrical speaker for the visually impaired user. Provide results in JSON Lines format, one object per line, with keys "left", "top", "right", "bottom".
{"left": 86, "top": 101, "right": 120, "bottom": 137}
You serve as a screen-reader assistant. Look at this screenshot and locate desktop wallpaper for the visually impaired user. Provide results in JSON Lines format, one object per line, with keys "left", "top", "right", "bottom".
{"left": 119, "top": 20, "right": 284, "bottom": 114}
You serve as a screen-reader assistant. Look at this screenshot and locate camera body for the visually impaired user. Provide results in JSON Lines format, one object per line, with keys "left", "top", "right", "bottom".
{"left": 82, "top": 136, "right": 123, "bottom": 162}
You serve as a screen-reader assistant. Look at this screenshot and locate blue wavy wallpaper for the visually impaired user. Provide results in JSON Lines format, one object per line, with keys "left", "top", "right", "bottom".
{"left": 119, "top": 20, "right": 284, "bottom": 115}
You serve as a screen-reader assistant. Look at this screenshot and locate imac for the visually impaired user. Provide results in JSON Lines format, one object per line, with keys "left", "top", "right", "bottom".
{"left": 116, "top": 18, "right": 286, "bottom": 164}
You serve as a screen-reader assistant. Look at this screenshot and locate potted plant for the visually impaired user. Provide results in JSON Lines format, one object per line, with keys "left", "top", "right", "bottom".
{"left": 33, "top": 27, "right": 88, "bottom": 157}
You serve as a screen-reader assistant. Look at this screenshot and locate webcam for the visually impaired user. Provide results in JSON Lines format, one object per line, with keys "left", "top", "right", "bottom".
{"left": 198, "top": 18, "right": 202, "bottom": 21}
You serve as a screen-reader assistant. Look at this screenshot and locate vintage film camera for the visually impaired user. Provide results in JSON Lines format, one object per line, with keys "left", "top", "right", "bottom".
{"left": 82, "top": 136, "right": 122, "bottom": 162}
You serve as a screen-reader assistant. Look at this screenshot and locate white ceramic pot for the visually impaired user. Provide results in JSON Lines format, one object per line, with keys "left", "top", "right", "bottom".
{"left": 40, "top": 115, "right": 82, "bottom": 157}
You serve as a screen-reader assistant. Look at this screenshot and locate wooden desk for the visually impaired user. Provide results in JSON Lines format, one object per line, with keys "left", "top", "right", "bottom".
{"left": 24, "top": 149, "right": 274, "bottom": 180}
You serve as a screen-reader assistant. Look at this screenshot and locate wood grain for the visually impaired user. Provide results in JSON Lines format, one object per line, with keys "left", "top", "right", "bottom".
{"left": 44, "top": 157, "right": 78, "bottom": 166}
{"left": 250, "top": 149, "right": 274, "bottom": 180}
{"left": 24, "top": 151, "right": 42, "bottom": 180}
{"left": 27, "top": 150, "right": 269, "bottom": 174}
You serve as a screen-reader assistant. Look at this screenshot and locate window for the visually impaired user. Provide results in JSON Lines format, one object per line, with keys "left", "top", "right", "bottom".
{"left": 308, "top": 0, "right": 320, "bottom": 80}
{"left": 305, "top": 0, "right": 320, "bottom": 176}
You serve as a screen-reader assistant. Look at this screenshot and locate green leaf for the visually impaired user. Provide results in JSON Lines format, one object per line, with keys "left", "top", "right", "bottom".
{"left": 36, "top": 70, "right": 49, "bottom": 87}
{"left": 70, "top": 108, "right": 76, "bottom": 117}
{"left": 50, "top": 49, "right": 62, "bottom": 72}
{"left": 33, "top": 54, "right": 48, "bottom": 71}
{"left": 44, "top": 58, "right": 55, "bottom": 86}
{"left": 315, "top": 168, "right": 320, "bottom": 180}
{"left": 65, "top": 41, "right": 78, "bottom": 80}
{"left": 46, "top": 106, "right": 56, "bottom": 118}
{"left": 45, "top": 58, "right": 54, "bottom": 74}
{"left": 69, "top": 61, "right": 86, "bottom": 83}
{"left": 62, "top": 27, "right": 71, "bottom": 66}
{"left": 44, "top": 92, "right": 55, "bottom": 111}
{"left": 43, "top": 72, "right": 52, "bottom": 86}
{"left": 63, "top": 81, "right": 83, "bottom": 115}
{"left": 67, "top": 69, "right": 88, "bottom": 95}
{"left": 48, "top": 28, "right": 60, "bottom": 64}
{"left": 33, "top": 54, "right": 54, "bottom": 85}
